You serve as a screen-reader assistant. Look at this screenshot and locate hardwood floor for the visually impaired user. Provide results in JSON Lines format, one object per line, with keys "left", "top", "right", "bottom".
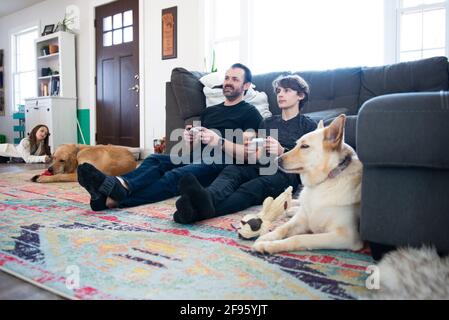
{"left": 0, "top": 162, "right": 65, "bottom": 300}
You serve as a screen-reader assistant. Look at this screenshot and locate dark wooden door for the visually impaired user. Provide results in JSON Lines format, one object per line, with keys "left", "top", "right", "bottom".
{"left": 96, "top": 0, "right": 139, "bottom": 147}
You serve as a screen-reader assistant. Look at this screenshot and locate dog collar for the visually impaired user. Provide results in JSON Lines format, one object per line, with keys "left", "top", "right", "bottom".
{"left": 328, "top": 155, "right": 352, "bottom": 179}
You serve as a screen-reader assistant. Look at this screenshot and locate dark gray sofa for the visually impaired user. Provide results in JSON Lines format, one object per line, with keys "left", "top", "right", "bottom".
{"left": 165, "top": 56, "right": 449, "bottom": 258}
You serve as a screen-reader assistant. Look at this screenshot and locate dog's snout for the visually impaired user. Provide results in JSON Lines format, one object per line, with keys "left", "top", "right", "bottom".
{"left": 47, "top": 167, "right": 54, "bottom": 173}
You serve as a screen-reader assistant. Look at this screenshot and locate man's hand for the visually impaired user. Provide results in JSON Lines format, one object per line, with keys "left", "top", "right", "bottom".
{"left": 183, "top": 125, "right": 201, "bottom": 143}
{"left": 200, "top": 127, "right": 221, "bottom": 146}
{"left": 264, "top": 136, "right": 284, "bottom": 156}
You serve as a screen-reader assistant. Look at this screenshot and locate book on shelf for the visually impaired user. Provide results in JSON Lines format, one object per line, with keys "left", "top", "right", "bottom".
{"left": 51, "top": 77, "right": 60, "bottom": 96}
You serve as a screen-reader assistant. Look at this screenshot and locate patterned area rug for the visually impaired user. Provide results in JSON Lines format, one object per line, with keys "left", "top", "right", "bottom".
{"left": 0, "top": 170, "right": 374, "bottom": 300}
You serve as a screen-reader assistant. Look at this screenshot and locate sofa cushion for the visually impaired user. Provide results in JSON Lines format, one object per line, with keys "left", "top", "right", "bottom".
{"left": 299, "top": 67, "right": 362, "bottom": 116}
{"left": 170, "top": 68, "right": 207, "bottom": 120}
{"left": 360, "top": 56, "right": 449, "bottom": 107}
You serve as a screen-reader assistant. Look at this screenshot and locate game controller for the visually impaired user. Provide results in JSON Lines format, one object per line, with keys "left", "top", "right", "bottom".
{"left": 249, "top": 138, "right": 265, "bottom": 148}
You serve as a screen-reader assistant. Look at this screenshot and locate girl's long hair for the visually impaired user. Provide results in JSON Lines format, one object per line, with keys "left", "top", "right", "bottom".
{"left": 29, "top": 124, "right": 51, "bottom": 156}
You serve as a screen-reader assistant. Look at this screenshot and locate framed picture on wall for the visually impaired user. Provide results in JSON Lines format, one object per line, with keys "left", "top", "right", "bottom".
{"left": 0, "top": 49, "right": 5, "bottom": 117}
{"left": 162, "top": 6, "right": 177, "bottom": 60}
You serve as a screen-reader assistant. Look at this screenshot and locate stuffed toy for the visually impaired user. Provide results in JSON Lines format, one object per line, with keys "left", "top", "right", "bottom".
{"left": 235, "top": 186, "right": 295, "bottom": 240}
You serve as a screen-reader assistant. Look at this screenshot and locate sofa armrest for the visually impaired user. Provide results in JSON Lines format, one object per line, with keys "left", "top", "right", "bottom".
{"left": 165, "top": 82, "right": 186, "bottom": 155}
{"left": 357, "top": 92, "right": 449, "bottom": 169}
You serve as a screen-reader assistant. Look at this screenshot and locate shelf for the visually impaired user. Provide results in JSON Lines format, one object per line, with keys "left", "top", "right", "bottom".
{"left": 38, "top": 53, "right": 59, "bottom": 60}
{"left": 37, "top": 95, "right": 60, "bottom": 98}
{"left": 38, "top": 75, "right": 60, "bottom": 80}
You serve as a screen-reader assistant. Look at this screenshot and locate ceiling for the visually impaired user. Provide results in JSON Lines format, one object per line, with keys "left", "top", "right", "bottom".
{"left": 0, "top": 0, "right": 46, "bottom": 18}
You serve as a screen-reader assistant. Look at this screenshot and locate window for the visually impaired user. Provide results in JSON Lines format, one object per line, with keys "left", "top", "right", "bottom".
{"left": 103, "top": 10, "right": 134, "bottom": 47}
{"left": 398, "top": 0, "right": 448, "bottom": 62}
{"left": 207, "top": 0, "right": 385, "bottom": 73}
{"left": 206, "top": 0, "right": 245, "bottom": 72}
{"left": 11, "top": 27, "right": 38, "bottom": 112}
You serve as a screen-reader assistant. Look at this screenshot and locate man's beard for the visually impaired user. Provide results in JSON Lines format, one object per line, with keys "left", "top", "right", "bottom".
{"left": 223, "top": 85, "right": 244, "bottom": 101}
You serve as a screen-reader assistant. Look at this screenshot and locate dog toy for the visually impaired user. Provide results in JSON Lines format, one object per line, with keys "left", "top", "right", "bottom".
{"left": 41, "top": 170, "right": 53, "bottom": 176}
{"left": 30, "top": 169, "right": 53, "bottom": 182}
{"left": 235, "top": 186, "right": 293, "bottom": 240}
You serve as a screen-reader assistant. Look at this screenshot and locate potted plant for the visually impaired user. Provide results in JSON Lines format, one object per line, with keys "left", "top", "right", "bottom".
{"left": 55, "top": 14, "right": 75, "bottom": 33}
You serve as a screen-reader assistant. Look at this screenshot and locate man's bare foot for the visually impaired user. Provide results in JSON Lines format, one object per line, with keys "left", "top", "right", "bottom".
{"left": 106, "top": 197, "right": 118, "bottom": 208}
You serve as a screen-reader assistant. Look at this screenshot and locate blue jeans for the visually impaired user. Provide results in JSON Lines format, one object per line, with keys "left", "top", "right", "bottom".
{"left": 118, "top": 154, "right": 225, "bottom": 208}
{"left": 206, "top": 165, "right": 300, "bottom": 216}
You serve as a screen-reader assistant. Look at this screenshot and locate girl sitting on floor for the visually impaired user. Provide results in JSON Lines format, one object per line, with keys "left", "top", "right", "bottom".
{"left": 0, "top": 124, "right": 51, "bottom": 164}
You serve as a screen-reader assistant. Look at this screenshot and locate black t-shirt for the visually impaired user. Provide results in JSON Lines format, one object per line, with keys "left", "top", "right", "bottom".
{"left": 259, "top": 114, "right": 317, "bottom": 151}
{"left": 200, "top": 101, "right": 263, "bottom": 138}
{"left": 191, "top": 101, "right": 262, "bottom": 163}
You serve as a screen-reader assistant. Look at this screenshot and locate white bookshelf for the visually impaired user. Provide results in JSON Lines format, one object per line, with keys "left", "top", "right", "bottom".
{"left": 24, "top": 31, "right": 77, "bottom": 151}
{"left": 35, "top": 31, "right": 76, "bottom": 98}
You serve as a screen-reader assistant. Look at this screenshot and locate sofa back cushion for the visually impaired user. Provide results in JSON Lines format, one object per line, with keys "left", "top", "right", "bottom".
{"left": 170, "top": 68, "right": 207, "bottom": 120}
{"left": 360, "top": 56, "right": 449, "bottom": 107}
{"left": 252, "top": 67, "right": 362, "bottom": 116}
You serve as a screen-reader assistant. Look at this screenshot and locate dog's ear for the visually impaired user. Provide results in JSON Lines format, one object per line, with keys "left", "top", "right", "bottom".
{"left": 317, "top": 120, "right": 324, "bottom": 129}
{"left": 324, "top": 114, "right": 346, "bottom": 150}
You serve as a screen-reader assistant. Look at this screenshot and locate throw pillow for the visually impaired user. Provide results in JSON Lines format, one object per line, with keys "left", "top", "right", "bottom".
{"left": 170, "top": 68, "right": 207, "bottom": 120}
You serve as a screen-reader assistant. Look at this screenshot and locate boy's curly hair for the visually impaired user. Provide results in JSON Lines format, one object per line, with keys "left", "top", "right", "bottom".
{"left": 272, "top": 74, "right": 310, "bottom": 110}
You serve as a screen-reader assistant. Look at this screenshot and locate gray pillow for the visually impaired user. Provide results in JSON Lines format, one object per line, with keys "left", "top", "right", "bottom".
{"left": 170, "top": 68, "right": 207, "bottom": 120}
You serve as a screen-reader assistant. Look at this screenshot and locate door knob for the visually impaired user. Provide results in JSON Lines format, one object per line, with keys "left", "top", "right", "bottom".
{"left": 128, "top": 84, "right": 140, "bottom": 93}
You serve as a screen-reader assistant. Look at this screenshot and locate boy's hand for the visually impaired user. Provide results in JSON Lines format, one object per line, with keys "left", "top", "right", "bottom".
{"left": 264, "top": 136, "right": 284, "bottom": 156}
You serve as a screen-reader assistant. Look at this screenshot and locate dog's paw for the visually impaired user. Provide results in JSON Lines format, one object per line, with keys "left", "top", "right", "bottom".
{"left": 31, "top": 175, "right": 41, "bottom": 183}
{"left": 257, "top": 231, "right": 280, "bottom": 243}
{"left": 31, "top": 175, "right": 51, "bottom": 183}
{"left": 253, "top": 241, "right": 278, "bottom": 255}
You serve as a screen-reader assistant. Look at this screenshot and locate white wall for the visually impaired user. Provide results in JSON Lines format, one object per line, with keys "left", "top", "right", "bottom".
{"left": 143, "top": 0, "right": 205, "bottom": 154}
{"left": 0, "top": 0, "right": 206, "bottom": 153}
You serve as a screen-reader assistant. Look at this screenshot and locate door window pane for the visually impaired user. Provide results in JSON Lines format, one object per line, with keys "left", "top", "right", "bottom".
{"left": 103, "top": 16, "right": 112, "bottom": 31}
{"left": 123, "top": 26, "right": 133, "bottom": 43}
{"left": 103, "top": 31, "right": 112, "bottom": 47}
{"left": 123, "top": 10, "right": 133, "bottom": 27}
{"left": 113, "top": 29, "right": 123, "bottom": 45}
{"left": 113, "top": 13, "right": 122, "bottom": 29}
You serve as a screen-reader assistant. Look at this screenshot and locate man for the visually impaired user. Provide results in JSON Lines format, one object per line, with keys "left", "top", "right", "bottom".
{"left": 77, "top": 63, "right": 263, "bottom": 211}
{"left": 173, "top": 74, "right": 317, "bottom": 224}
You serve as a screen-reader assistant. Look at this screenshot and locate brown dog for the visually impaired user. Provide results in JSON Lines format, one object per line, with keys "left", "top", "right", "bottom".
{"left": 31, "top": 144, "right": 137, "bottom": 183}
